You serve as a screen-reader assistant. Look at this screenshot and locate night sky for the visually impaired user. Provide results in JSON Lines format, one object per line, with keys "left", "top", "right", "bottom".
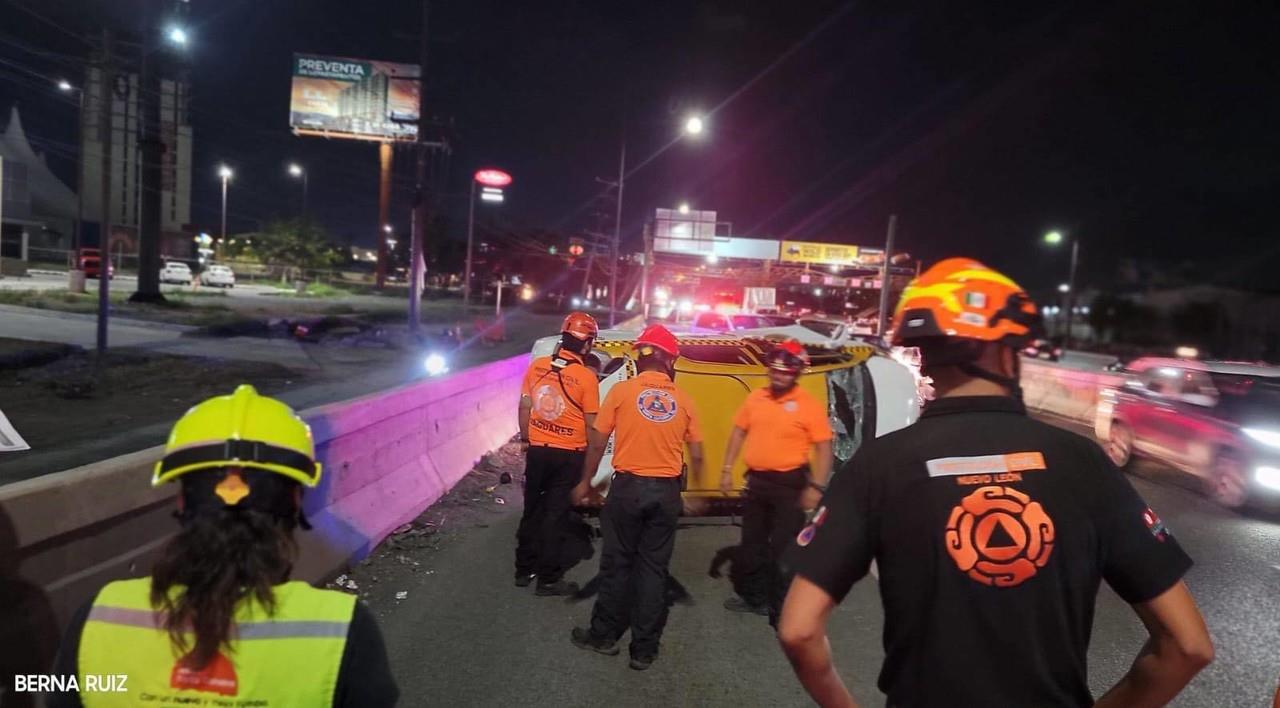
{"left": 3, "top": 1, "right": 1278, "bottom": 297}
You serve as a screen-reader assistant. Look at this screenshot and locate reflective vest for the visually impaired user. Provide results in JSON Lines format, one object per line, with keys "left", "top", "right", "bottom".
{"left": 78, "top": 577, "right": 355, "bottom": 707}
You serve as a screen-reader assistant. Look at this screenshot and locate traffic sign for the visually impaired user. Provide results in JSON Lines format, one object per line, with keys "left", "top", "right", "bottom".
{"left": 0, "top": 408, "right": 30, "bottom": 452}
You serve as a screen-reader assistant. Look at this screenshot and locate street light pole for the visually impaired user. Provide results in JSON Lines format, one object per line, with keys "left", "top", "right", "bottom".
{"left": 218, "top": 166, "right": 231, "bottom": 262}
{"left": 289, "top": 163, "right": 308, "bottom": 218}
{"left": 464, "top": 178, "right": 476, "bottom": 306}
{"left": 609, "top": 139, "right": 625, "bottom": 327}
{"left": 1064, "top": 238, "right": 1079, "bottom": 350}
{"left": 1044, "top": 230, "right": 1080, "bottom": 350}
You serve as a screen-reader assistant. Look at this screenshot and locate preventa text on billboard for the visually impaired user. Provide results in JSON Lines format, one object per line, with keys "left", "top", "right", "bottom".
{"left": 289, "top": 53, "right": 420, "bottom": 142}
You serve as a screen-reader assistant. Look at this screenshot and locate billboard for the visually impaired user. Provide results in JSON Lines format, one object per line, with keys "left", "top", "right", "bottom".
{"left": 779, "top": 241, "right": 860, "bottom": 266}
{"left": 289, "top": 54, "right": 420, "bottom": 141}
{"left": 654, "top": 208, "right": 720, "bottom": 254}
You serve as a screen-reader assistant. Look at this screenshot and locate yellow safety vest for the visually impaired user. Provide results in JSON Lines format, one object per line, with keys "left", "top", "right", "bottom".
{"left": 78, "top": 577, "right": 355, "bottom": 707}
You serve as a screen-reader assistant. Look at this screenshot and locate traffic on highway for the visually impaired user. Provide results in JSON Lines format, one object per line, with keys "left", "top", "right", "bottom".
{"left": 3, "top": 2, "right": 1279, "bottom": 707}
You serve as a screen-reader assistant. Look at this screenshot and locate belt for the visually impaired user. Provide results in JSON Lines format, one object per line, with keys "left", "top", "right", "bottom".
{"left": 746, "top": 465, "right": 809, "bottom": 475}
{"left": 615, "top": 470, "right": 681, "bottom": 481}
{"left": 530, "top": 443, "right": 586, "bottom": 452}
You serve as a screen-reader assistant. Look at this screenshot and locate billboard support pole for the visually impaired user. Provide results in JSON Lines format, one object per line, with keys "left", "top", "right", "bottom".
{"left": 408, "top": 0, "right": 430, "bottom": 334}
{"left": 876, "top": 213, "right": 898, "bottom": 338}
{"left": 376, "top": 141, "right": 392, "bottom": 289}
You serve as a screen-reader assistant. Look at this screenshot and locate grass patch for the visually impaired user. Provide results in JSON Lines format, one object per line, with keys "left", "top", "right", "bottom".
{"left": 0, "top": 288, "right": 126, "bottom": 313}
{"left": 270, "top": 282, "right": 355, "bottom": 298}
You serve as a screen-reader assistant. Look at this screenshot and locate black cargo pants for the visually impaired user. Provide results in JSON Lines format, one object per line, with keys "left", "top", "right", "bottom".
{"left": 515, "top": 445, "right": 583, "bottom": 584}
{"left": 739, "top": 467, "right": 808, "bottom": 624}
{"left": 588, "top": 472, "right": 682, "bottom": 660}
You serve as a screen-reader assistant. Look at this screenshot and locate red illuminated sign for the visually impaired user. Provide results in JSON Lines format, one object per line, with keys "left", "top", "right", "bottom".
{"left": 474, "top": 169, "right": 512, "bottom": 187}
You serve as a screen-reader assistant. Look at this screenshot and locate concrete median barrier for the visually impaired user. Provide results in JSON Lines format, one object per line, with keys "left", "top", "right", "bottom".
{"left": 1021, "top": 358, "right": 1123, "bottom": 427}
{"left": 0, "top": 353, "right": 531, "bottom": 656}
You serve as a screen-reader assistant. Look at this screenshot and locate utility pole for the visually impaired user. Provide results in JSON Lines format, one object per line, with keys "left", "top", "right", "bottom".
{"left": 408, "top": 0, "right": 430, "bottom": 333}
{"left": 96, "top": 29, "right": 115, "bottom": 357}
{"left": 132, "top": 2, "right": 164, "bottom": 303}
{"left": 639, "top": 221, "right": 652, "bottom": 318}
{"left": 608, "top": 140, "right": 625, "bottom": 327}
{"left": 463, "top": 177, "right": 476, "bottom": 306}
{"left": 876, "top": 213, "right": 898, "bottom": 338}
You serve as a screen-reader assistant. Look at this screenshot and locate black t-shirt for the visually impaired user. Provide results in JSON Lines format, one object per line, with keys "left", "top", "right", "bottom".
{"left": 46, "top": 591, "right": 398, "bottom": 708}
{"left": 786, "top": 396, "right": 1192, "bottom": 708}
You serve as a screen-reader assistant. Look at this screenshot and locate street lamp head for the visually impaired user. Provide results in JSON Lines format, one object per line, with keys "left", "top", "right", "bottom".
{"left": 706, "top": 254, "right": 719, "bottom": 264}
{"left": 678, "top": 202, "right": 690, "bottom": 214}
{"left": 1058, "top": 283, "right": 1071, "bottom": 293}
{"left": 167, "top": 27, "right": 188, "bottom": 46}
{"left": 383, "top": 224, "right": 393, "bottom": 234}
{"left": 218, "top": 165, "right": 233, "bottom": 180}
{"left": 288, "top": 163, "right": 304, "bottom": 177}
{"left": 684, "top": 115, "right": 705, "bottom": 136}
{"left": 1044, "top": 230, "right": 1064, "bottom": 245}
{"left": 57, "top": 79, "right": 73, "bottom": 92}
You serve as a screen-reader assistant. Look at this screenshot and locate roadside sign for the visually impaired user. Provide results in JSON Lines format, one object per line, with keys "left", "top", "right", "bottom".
{"left": 474, "top": 169, "right": 513, "bottom": 187}
{"left": 0, "top": 408, "right": 30, "bottom": 452}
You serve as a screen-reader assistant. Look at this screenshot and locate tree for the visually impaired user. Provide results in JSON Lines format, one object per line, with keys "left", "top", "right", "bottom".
{"left": 241, "top": 218, "right": 344, "bottom": 282}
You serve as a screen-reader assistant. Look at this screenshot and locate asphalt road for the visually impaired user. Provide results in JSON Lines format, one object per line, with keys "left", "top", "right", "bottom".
{"left": 367, "top": 443, "right": 1280, "bottom": 707}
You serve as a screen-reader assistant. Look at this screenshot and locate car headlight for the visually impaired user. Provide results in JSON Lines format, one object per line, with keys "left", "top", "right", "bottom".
{"left": 423, "top": 353, "right": 449, "bottom": 377}
{"left": 1242, "top": 427, "right": 1280, "bottom": 449}
{"left": 1255, "top": 466, "right": 1280, "bottom": 492}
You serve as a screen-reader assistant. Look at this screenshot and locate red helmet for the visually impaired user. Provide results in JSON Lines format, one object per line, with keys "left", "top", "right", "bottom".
{"left": 764, "top": 339, "right": 809, "bottom": 373}
{"left": 561, "top": 312, "right": 599, "bottom": 341}
{"left": 635, "top": 324, "right": 680, "bottom": 358}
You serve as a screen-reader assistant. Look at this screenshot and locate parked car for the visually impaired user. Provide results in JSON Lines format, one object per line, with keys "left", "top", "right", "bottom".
{"left": 531, "top": 331, "right": 923, "bottom": 510}
{"left": 201, "top": 264, "right": 236, "bottom": 288}
{"left": 1096, "top": 357, "right": 1280, "bottom": 508}
{"left": 78, "top": 248, "right": 113, "bottom": 279}
{"left": 159, "top": 261, "right": 193, "bottom": 285}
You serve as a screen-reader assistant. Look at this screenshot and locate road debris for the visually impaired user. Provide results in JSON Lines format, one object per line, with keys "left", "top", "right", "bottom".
{"left": 395, "top": 591, "right": 409, "bottom": 600}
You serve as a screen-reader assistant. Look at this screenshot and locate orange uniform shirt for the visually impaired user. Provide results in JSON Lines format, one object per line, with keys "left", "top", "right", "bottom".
{"left": 521, "top": 350, "right": 600, "bottom": 450}
{"left": 595, "top": 370, "right": 702, "bottom": 478}
{"left": 733, "top": 386, "right": 833, "bottom": 472}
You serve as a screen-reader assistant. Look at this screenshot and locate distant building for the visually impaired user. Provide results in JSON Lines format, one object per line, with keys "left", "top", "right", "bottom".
{"left": 80, "top": 65, "right": 194, "bottom": 259}
{"left": 0, "top": 106, "right": 78, "bottom": 265}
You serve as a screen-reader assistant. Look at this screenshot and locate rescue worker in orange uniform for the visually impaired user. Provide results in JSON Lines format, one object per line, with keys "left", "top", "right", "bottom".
{"left": 721, "top": 339, "right": 833, "bottom": 626}
{"left": 778, "top": 259, "right": 1212, "bottom": 708}
{"left": 516, "top": 312, "right": 601, "bottom": 595}
{"left": 570, "top": 324, "right": 704, "bottom": 671}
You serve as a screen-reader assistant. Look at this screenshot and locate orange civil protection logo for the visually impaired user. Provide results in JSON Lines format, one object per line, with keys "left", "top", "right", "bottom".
{"left": 945, "top": 485, "right": 1055, "bottom": 588}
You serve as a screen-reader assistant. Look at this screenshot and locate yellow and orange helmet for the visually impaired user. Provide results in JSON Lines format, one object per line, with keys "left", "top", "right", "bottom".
{"left": 891, "top": 258, "right": 1042, "bottom": 347}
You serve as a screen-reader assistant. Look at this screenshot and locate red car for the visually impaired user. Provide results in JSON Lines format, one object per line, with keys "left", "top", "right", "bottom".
{"left": 78, "top": 249, "right": 114, "bottom": 279}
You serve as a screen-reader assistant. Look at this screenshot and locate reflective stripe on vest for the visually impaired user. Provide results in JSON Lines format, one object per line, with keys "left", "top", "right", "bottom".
{"left": 78, "top": 578, "right": 355, "bottom": 707}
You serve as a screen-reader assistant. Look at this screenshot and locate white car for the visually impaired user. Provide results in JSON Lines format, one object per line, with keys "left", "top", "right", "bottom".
{"left": 201, "top": 264, "right": 236, "bottom": 288}
{"left": 159, "top": 262, "right": 193, "bottom": 285}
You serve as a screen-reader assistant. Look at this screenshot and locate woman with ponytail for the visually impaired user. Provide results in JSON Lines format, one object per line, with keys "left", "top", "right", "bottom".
{"left": 49, "top": 385, "right": 398, "bottom": 707}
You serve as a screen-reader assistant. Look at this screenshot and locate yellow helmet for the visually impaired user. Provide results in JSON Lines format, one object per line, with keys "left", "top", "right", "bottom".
{"left": 152, "top": 385, "right": 321, "bottom": 488}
